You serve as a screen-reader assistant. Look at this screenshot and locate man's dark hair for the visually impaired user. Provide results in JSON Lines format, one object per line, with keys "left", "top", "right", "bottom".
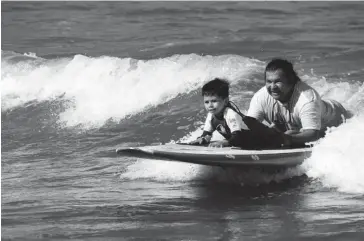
{"left": 202, "top": 78, "right": 229, "bottom": 99}
{"left": 265, "top": 58, "right": 300, "bottom": 84}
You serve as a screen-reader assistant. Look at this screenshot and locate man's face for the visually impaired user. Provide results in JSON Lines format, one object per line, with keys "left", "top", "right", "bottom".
{"left": 265, "top": 69, "right": 295, "bottom": 102}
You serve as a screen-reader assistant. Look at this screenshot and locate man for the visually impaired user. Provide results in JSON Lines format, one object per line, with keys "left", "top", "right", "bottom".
{"left": 247, "top": 58, "right": 352, "bottom": 147}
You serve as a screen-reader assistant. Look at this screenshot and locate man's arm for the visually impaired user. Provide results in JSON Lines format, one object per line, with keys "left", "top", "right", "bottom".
{"left": 283, "top": 129, "right": 320, "bottom": 146}
{"left": 282, "top": 99, "right": 322, "bottom": 146}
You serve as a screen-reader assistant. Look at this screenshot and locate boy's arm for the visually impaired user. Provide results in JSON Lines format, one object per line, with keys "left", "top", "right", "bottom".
{"left": 227, "top": 131, "right": 244, "bottom": 147}
{"left": 208, "top": 109, "right": 245, "bottom": 148}
{"left": 190, "top": 131, "right": 213, "bottom": 145}
{"left": 189, "top": 114, "right": 214, "bottom": 145}
{"left": 208, "top": 130, "right": 244, "bottom": 148}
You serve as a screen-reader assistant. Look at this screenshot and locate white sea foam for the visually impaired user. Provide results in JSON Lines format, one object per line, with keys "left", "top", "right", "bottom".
{"left": 1, "top": 53, "right": 263, "bottom": 128}
{"left": 302, "top": 114, "right": 364, "bottom": 194}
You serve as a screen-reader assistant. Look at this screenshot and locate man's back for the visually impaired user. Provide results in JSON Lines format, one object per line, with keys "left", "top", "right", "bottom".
{"left": 248, "top": 81, "right": 348, "bottom": 131}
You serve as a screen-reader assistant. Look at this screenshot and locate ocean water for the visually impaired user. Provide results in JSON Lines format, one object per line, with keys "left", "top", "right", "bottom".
{"left": 2, "top": 1, "right": 364, "bottom": 240}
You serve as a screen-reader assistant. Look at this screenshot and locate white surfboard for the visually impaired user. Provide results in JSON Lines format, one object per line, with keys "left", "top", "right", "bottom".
{"left": 116, "top": 144, "right": 312, "bottom": 167}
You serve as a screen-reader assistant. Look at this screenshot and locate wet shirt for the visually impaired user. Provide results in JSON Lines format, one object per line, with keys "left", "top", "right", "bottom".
{"left": 203, "top": 107, "right": 248, "bottom": 139}
{"left": 247, "top": 81, "right": 343, "bottom": 131}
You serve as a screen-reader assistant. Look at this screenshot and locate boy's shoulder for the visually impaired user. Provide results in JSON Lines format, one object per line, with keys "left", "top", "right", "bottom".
{"left": 224, "top": 107, "right": 242, "bottom": 119}
{"left": 224, "top": 107, "right": 248, "bottom": 130}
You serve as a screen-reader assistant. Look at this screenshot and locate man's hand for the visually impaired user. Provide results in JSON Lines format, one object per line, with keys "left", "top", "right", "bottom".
{"left": 209, "top": 140, "right": 229, "bottom": 148}
{"left": 282, "top": 129, "right": 320, "bottom": 146}
{"left": 285, "top": 130, "right": 300, "bottom": 135}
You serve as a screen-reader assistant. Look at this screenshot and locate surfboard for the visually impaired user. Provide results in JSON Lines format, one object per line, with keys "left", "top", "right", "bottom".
{"left": 116, "top": 144, "right": 312, "bottom": 167}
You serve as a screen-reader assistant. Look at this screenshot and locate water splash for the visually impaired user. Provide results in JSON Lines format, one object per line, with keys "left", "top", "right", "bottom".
{"left": 302, "top": 114, "right": 364, "bottom": 194}
{"left": 1, "top": 51, "right": 263, "bottom": 128}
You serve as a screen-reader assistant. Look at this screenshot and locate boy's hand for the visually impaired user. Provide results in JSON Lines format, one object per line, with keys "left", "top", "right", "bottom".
{"left": 188, "top": 136, "right": 211, "bottom": 145}
{"left": 209, "top": 140, "right": 229, "bottom": 148}
{"left": 188, "top": 138, "right": 203, "bottom": 145}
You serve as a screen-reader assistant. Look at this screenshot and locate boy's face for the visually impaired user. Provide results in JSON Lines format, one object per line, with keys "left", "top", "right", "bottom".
{"left": 203, "top": 94, "right": 228, "bottom": 116}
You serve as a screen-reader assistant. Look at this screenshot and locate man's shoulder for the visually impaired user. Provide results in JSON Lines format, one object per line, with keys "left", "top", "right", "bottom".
{"left": 254, "top": 86, "right": 269, "bottom": 95}
{"left": 295, "top": 81, "right": 321, "bottom": 103}
{"left": 252, "top": 86, "right": 270, "bottom": 101}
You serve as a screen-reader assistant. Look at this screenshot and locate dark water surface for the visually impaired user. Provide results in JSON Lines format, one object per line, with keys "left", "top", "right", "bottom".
{"left": 2, "top": 2, "right": 364, "bottom": 240}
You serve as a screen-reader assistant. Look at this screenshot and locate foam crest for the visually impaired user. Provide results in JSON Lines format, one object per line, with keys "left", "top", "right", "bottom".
{"left": 120, "top": 158, "right": 207, "bottom": 182}
{"left": 121, "top": 157, "right": 305, "bottom": 184}
{"left": 120, "top": 129, "right": 223, "bottom": 183}
{"left": 303, "top": 75, "right": 363, "bottom": 108}
{"left": 1, "top": 52, "right": 263, "bottom": 127}
{"left": 302, "top": 114, "right": 364, "bottom": 194}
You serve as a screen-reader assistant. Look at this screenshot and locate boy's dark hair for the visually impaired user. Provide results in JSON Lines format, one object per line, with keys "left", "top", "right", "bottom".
{"left": 202, "top": 78, "right": 229, "bottom": 99}
{"left": 265, "top": 58, "right": 300, "bottom": 84}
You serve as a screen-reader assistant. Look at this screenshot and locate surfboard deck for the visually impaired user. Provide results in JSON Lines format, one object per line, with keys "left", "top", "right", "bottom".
{"left": 116, "top": 144, "right": 312, "bottom": 167}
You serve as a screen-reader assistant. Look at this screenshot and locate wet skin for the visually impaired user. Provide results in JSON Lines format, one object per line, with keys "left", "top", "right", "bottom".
{"left": 203, "top": 95, "right": 228, "bottom": 118}
{"left": 203, "top": 95, "right": 229, "bottom": 147}
{"left": 265, "top": 69, "right": 295, "bottom": 103}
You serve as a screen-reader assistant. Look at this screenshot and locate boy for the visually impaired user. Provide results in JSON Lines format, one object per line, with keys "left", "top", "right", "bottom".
{"left": 189, "top": 78, "right": 288, "bottom": 149}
